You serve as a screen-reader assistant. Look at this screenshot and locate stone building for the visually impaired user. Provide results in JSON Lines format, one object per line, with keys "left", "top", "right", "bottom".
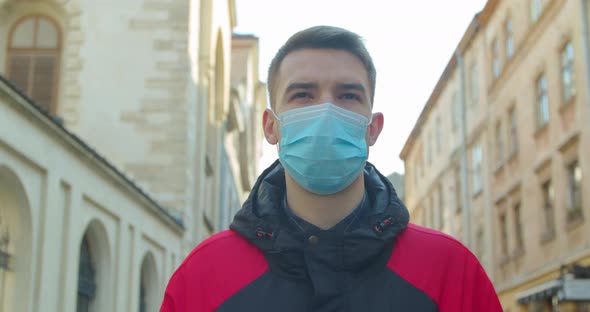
{"left": 0, "top": 0, "right": 266, "bottom": 311}
{"left": 400, "top": 0, "right": 590, "bottom": 310}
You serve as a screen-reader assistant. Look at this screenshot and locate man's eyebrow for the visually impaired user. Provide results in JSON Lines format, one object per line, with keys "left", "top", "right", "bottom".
{"left": 284, "top": 82, "right": 317, "bottom": 94}
{"left": 337, "top": 83, "right": 366, "bottom": 93}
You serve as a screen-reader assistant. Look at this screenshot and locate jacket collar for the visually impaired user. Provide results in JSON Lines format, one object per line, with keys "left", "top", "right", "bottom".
{"left": 230, "top": 160, "right": 409, "bottom": 278}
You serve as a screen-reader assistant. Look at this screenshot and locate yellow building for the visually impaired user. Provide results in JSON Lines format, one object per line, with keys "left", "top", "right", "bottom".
{"left": 400, "top": 0, "right": 590, "bottom": 311}
{"left": 0, "top": 0, "right": 266, "bottom": 311}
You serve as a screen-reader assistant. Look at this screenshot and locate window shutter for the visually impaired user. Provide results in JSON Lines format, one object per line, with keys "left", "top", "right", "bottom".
{"left": 7, "top": 54, "right": 32, "bottom": 94}
{"left": 32, "top": 54, "right": 58, "bottom": 111}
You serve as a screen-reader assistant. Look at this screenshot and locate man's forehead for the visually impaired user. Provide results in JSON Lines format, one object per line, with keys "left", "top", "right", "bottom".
{"left": 277, "top": 49, "right": 369, "bottom": 90}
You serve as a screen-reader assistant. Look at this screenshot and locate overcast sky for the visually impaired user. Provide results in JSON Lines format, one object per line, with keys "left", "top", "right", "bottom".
{"left": 234, "top": 0, "right": 488, "bottom": 176}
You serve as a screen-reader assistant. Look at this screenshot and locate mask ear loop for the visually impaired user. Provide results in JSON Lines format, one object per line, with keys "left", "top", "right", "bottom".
{"left": 269, "top": 109, "right": 281, "bottom": 152}
{"left": 270, "top": 109, "right": 280, "bottom": 121}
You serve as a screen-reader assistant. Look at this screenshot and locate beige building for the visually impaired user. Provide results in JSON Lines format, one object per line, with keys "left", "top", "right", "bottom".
{"left": 0, "top": 0, "right": 266, "bottom": 311}
{"left": 400, "top": 0, "right": 590, "bottom": 311}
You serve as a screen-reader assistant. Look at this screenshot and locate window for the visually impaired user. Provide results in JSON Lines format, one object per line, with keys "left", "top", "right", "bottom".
{"left": 492, "top": 39, "right": 501, "bottom": 79}
{"left": 0, "top": 212, "right": 11, "bottom": 308}
{"left": 509, "top": 107, "right": 519, "bottom": 155}
{"left": 531, "top": 0, "right": 543, "bottom": 24}
{"left": 495, "top": 121, "right": 504, "bottom": 165}
{"left": 139, "top": 280, "right": 146, "bottom": 312}
{"left": 536, "top": 74, "right": 550, "bottom": 127}
{"left": 436, "top": 117, "right": 442, "bottom": 154}
{"left": 470, "top": 63, "right": 479, "bottom": 106}
{"left": 561, "top": 41, "right": 576, "bottom": 103}
{"left": 567, "top": 161, "right": 582, "bottom": 214}
{"left": 139, "top": 254, "right": 157, "bottom": 312}
{"left": 542, "top": 180, "right": 555, "bottom": 238}
{"left": 77, "top": 237, "right": 96, "bottom": 312}
{"left": 499, "top": 213, "right": 508, "bottom": 257}
{"left": 513, "top": 202, "right": 524, "bottom": 250}
{"left": 7, "top": 16, "right": 61, "bottom": 113}
{"left": 506, "top": 18, "right": 514, "bottom": 59}
{"left": 472, "top": 144, "right": 483, "bottom": 194}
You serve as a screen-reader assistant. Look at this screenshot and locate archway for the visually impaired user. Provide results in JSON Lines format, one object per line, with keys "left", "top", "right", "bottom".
{"left": 138, "top": 251, "right": 159, "bottom": 312}
{"left": 76, "top": 219, "right": 111, "bottom": 312}
{"left": 0, "top": 165, "right": 33, "bottom": 312}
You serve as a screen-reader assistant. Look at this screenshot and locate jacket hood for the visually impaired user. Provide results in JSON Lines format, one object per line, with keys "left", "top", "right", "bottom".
{"left": 230, "top": 160, "right": 409, "bottom": 277}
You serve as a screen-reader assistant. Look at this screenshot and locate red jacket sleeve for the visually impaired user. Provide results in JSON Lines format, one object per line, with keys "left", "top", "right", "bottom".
{"left": 160, "top": 257, "right": 213, "bottom": 312}
{"left": 160, "top": 230, "right": 268, "bottom": 312}
{"left": 388, "top": 224, "right": 503, "bottom": 312}
{"left": 440, "top": 249, "right": 503, "bottom": 311}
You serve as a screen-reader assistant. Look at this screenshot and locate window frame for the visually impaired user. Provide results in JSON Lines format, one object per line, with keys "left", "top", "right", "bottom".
{"left": 495, "top": 121, "right": 504, "bottom": 166}
{"left": 6, "top": 14, "right": 62, "bottom": 114}
{"left": 492, "top": 38, "right": 501, "bottom": 79}
{"left": 505, "top": 18, "right": 514, "bottom": 60}
{"left": 77, "top": 236, "right": 96, "bottom": 312}
{"left": 470, "top": 62, "right": 479, "bottom": 107}
{"left": 472, "top": 144, "right": 483, "bottom": 195}
{"left": 535, "top": 73, "right": 550, "bottom": 128}
{"left": 509, "top": 107, "right": 519, "bottom": 156}
{"left": 566, "top": 160, "right": 582, "bottom": 213}
{"left": 513, "top": 202, "right": 524, "bottom": 250}
{"left": 560, "top": 41, "right": 576, "bottom": 104}
{"left": 499, "top": 212, "right": 509, "bottom": 257}
{"left": 541, "top": 179, "right": 555, "bottom": 239}
{"left": 530, "top": 0, "right": 543, "bottom": 24}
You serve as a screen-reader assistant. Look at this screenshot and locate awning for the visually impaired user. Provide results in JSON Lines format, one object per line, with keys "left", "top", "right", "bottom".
{"left": 516, "top": 278, "right": 590, "bottom": 304}
{"left": 562, "top": 279, "right": 590, "bottom": 301}
{"left": 516, "top": 279, "right": 562, "bottom": 304}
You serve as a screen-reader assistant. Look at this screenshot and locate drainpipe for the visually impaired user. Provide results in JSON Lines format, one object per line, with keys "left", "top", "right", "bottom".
{"left": 456, "top": 51, "right": 472, "bottom": 250}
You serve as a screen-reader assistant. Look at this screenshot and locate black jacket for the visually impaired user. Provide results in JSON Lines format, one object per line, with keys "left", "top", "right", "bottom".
{"left": 161, "top": 161, "right": 503, "bottom": 311}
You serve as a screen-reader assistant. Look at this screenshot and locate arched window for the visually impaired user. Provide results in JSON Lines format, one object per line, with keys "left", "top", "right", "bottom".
{"left": 76, "top": 236, "right": 96, "bottom": 312}
{"left": 139, "top": 253, "right": 158, "bottom": 312}
{"left": 7, "top": 15, "right": 61, "bottom": 113}
{"left": 139, "top": 276, "right": 146, "bottom": 312}
{"left": 0, "top": 212, "right": 11, "bottom": 300}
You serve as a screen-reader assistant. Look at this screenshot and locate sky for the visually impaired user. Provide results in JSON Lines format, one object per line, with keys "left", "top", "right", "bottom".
{"left": 234, "top": 0, "right": 488, "bottom": 177}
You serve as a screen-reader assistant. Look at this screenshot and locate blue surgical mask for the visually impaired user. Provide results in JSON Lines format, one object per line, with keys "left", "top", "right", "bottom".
{"left": 272, "top": 103, "right": 372, "bottom": 195}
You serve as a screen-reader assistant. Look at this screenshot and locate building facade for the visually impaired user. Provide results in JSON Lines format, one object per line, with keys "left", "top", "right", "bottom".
{"left": 386, "top": 172, "right": 405, "bottom": 201}
{"left": 0, "top": 0, "right": 266, "bottom": 311}
{"left": 400, "top": 0, "right": 590, "bottom": 311}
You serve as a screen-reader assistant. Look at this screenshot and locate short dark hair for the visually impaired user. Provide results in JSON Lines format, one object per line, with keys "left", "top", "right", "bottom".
{"left": 267, "top": 25, "right": 376, "bottom": 110}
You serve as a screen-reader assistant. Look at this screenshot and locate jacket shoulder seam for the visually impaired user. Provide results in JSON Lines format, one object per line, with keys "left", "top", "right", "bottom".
{"left": 404, "top": 225, "right": 473, "bottom": 256}
{"left": 180, "top": 231, "right": 245, "bottom": 268}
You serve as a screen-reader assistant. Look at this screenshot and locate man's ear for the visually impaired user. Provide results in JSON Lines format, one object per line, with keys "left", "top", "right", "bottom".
{"left": 263, "top": 109, "right": 279, "bottom": 145}
{"left": 367, "top": 112, "right": 384, "bottom": 146}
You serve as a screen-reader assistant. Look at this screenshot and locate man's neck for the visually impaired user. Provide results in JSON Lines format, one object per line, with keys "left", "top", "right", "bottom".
{"left": 284, "top": 174, "right": 366, "bottom": 230}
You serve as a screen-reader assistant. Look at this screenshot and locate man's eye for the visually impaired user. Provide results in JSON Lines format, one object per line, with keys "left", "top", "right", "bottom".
{"left": 341, "top": 93, "right": 360, "bottom": 101}
{"left": 293, "top": 92, "right": 310, "bottom": 99}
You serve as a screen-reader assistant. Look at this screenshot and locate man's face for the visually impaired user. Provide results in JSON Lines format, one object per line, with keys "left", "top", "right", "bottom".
{"left": 263, "top": 48, "right": 383, "bottom": 148}
{"left": 275, "top": 48, "right": 372, "bottom": 116}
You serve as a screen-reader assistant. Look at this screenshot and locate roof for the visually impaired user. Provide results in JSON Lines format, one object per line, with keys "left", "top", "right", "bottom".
{"left": 398, "top": 1, "right": 499, "bottom": 161}
{"left": 0, "top": 74, "right": 184, "bottom": 230}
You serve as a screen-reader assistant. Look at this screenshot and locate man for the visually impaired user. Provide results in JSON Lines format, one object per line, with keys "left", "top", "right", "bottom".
{"left": 161, "top": 26, "right": 503, "bottom": 312}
